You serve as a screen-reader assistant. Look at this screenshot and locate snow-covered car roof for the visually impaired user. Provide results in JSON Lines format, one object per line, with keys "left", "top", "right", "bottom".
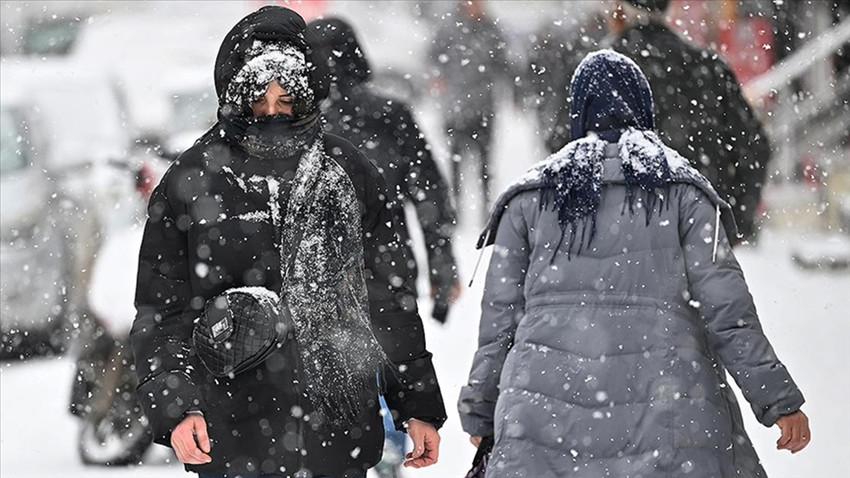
{"left": 0, "top": 56, "right": 128, "bottom": 170}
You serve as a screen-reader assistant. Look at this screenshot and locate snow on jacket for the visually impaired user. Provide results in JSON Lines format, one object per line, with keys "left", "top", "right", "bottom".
{"left": 130, "top": 7, "right": 446, "bottom": 477}
{"left": 458, "top": 140, "right": 804, "bottom": 477}
{"left": 550, "top": 21, "right": 771, "bottom": 241}
{"left": 308, "top": 17, "right": 459, "bottom": 308}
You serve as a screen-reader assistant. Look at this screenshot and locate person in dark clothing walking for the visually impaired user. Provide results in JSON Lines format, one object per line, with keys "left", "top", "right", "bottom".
{"left": 523, "top": 10, "right": 607, "bottom": 154}
{"left": 307, "top": 17, "right": 461, "bottom": 326}
{"left": 130, "top": 7, "right": 446, "bottom": 478}
{"left": 306, "top": 17, "right": 460, "bottom": 478}
{"left": 549, "top": 0, "right": 772, "bottom": 242}
{"left": 428, "top": 0, "right": 510, "bottom": 219}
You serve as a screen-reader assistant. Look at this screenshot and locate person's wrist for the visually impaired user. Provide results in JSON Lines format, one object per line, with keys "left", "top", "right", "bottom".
{"left": 404, "top": 417, "right": 439, "bottom": 430}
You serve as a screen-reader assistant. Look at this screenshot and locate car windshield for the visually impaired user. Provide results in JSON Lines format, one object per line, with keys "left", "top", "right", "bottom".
{"left": 0, "top": 108, "right": 27, "bottom": 174}
{"left": 22, "top": 19, "right": 82, "bottom": 56}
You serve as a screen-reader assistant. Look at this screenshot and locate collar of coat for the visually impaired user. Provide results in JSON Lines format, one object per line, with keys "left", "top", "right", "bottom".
{"left": 477, "top": 130, "right": 739, "bottom": 250}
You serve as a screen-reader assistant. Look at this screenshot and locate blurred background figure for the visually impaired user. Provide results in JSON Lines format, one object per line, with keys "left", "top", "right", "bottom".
{"left": 309, "top": 17, "right": 461, "bottom": 327}
{"left": 550, "top": 0, "right": 771, "bottom": 243}
{"left": 309, "top": 17, "right": 462, "bottom": 478}
{"left": 427, "top": 0, "right": 511, "bottom": 221}
{"left": 521, "top": 7, "right": 607, "bottom": 154}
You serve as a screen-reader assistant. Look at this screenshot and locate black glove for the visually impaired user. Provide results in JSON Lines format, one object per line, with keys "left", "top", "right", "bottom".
{"left": 432, "top": 300, "right": 450, "bottom": 324}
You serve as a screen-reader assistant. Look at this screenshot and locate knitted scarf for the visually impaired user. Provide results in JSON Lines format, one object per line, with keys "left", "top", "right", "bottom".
{"left": 282, "top": 140, "right": 389, "bottom": 429}
{"left": 219, "top": 133, "right": 388, "bottom": 430}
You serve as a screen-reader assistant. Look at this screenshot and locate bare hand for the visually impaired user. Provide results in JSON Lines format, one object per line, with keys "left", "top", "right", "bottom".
{"left": 403, "top": 418, "right": 440, "bottom": 468}
{"left": 469, "top": 435, "right": 483, "bottom": 448}
{"left": 171, "top": 414, "right": 212, "bottom": 464}
{"left": 775, "top": 410, "right": 810, "bottom": 454}
{"left": 430, "top": 282, "right": 462, "bottom": 304}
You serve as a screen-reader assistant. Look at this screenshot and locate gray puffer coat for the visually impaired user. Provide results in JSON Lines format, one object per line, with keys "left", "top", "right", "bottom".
{"left": 458, "top": 144, "right": 804, "bottom": 477}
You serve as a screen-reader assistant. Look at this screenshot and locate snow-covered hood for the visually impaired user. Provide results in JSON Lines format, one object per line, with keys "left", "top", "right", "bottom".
{"left": 213, "top": 5, "right": 328, "bottom": 114}
{"left": 307, "top": 17, "right": 372, "bottom": 89}
{"left": 478, "top": 133, "right": 740, "bottom": 249}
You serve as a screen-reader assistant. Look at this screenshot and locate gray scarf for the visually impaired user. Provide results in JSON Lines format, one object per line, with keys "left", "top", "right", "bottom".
{"left": 282, "top": 139, "right": 389, "bottom": 429}
{"left": 220, "top": 138, "right": 388, "bottom": 429}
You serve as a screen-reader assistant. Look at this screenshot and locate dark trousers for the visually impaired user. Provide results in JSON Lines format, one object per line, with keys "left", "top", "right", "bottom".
{"left": 446, "top": 114, "right": 494, "bottom": 218}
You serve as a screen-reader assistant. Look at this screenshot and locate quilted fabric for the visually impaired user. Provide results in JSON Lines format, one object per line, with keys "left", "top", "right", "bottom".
{"left": 193, "top": 288, "right": 291, "bottom": 377}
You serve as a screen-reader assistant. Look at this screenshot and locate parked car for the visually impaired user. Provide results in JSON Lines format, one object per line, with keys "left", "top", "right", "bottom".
{"left": 0, "top": 86, "right": 77, "bottom": 357}
{"left": 0, "top": 58, "right": 147, "bottom": 358}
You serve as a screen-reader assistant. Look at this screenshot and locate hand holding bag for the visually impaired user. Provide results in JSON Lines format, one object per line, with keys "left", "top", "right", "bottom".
{"left": 464, "top": 436, "right": 494, "bottom": 478}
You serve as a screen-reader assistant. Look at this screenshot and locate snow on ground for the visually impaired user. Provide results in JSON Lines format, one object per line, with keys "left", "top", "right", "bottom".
{"left": 2, "top": 101, "right": 849, "bottom": 478}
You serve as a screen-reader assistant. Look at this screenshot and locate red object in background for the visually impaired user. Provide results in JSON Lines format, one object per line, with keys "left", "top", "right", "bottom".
{"left": 252, "top": 0, "right": 326, "bottom": 21}
{"left": 668, "top": 0, "right": 774, "bottom": 85}
{"left": 668, "top": 0, "right": 713, "bottom": 46}
{"left": 800, "top": 154, "right": 821, "bottom": 187}
{"left": 136, "top": 162, "right": 156, "bottom": 199}
{"left": 718, "top": 16, "right": 775, "bottom": 85}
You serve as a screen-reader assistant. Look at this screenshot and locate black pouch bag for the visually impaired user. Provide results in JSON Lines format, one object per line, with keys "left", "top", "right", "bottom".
{"left": 464, "top": 436, "right": 494, "bottom": 478}
{"left": 191, "top": 143, "right": 314, "bottom": 378}
{"left": 193, "top": 288, "right": 294, "bottom": 377}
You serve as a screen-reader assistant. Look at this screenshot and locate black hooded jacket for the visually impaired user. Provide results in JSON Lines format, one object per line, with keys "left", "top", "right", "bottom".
{"left": 130, "top": 7, "right": 446, "bottom": 477}
{"left": 550, "top": 21, "right": 771, "bottom": 240}
{"left": 308, "top": 18, "right": 458, "bottom": 316}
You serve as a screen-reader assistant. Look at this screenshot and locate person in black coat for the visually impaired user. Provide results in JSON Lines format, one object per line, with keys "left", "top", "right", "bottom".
{"left": 549, "top": 0, "right": 771, "bottom": 242}
{"left": 130, "top": 6, "right": 446, "bottom": 478}
{"left": 524, "top": 10, "right": 607, "bottom": 154}
{"left": 428, "top": 0, "right": 511, "bottom": 217}
{"left": 306, "top": 17, "right": 461, "bottom": 326}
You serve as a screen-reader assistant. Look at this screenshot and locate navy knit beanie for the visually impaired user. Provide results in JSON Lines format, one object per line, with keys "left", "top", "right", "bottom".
{"left": 569, "top": 49, "right": 655, "bottom": 141}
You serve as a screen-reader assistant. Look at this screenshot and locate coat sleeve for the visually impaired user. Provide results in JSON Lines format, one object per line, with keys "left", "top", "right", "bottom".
{"left": 359, "top": 156, "right": 448, "bottom": 430}
{"left": 130, "top": 176, "right": 205, "bottom": 447}
{"left": 458, "top": 197, "right": 530, "bottom": 437}
{"left": 396, "top": 104, "right": 459, "bottom": 297}
{"left": 678, "top": 186, "right": 804, "bottom": 427}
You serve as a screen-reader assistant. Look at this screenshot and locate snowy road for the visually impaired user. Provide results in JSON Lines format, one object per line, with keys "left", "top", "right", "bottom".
{"left": 2, "top": 107, "right": 849, "bottom": 478}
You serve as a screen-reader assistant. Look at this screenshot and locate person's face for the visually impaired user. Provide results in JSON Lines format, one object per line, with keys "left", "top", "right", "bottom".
{"left": 251, "top": 80, "right": 293, "bottom": 117}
